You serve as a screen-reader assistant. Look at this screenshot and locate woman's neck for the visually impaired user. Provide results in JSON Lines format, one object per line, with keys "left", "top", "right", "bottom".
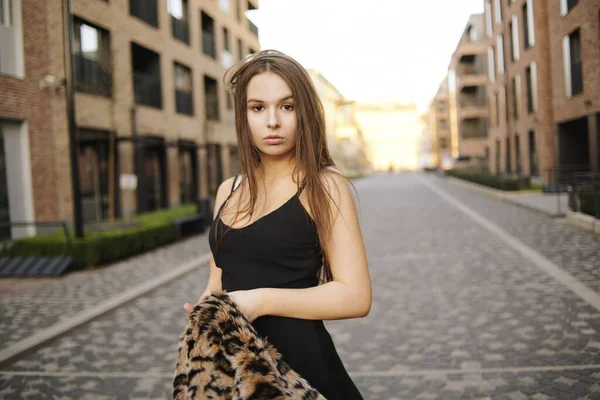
{"left": 258, "top": 154, "right": 298, "bottom": 183}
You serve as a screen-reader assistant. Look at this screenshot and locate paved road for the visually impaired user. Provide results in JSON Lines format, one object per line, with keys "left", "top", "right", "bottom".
{"left": 1, "top": 173, "right": 600, "bottom": 399}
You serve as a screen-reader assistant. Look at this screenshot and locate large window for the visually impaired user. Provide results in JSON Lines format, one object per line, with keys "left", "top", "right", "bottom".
{"left": 563, "top": 28, "right": 583, "bottom": 97}
{"left": 512, "top": 74, "right": 521, "bottom": 120}
{"left": 201, "top": 11, "right": 216, "bottom": 59}
{"left": 204, "top": 75, "right": 219, "bottom": 121}
{"left": 510, "top": 15, "right": 520, "bottom": 61}
{"left": 130, "top": 0, "right": 158, "bottom": 27}
{"left": 169, "top": 0, "right": 190, "bottom": 44}
{"left": 522, "top": 0, "right": 535, "bottom": 49}
{"left": 525, "top": 62, "right": 538, "bottom": 114}
{"left": 560, "top": 0, "right": 578, "bottom": 16}
{"left": 73, "top": 18, "right": 112, "bottom": 97}
{"left": 174, "top": 62, "right": 193, "bottom": 115}
{"left": 497, "top": 35, "right": 505, "bottom": 73}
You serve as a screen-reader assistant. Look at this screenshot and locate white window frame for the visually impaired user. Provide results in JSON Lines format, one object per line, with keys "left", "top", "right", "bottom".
{"left": 530, "top": 61, "right": 538, "bottom": 111}
{"left": 514, "top": 74, "right": 522, "bottom": 119}
{"left": 496, "top": 35, "right": 505, "bottom": 73}
{"left": 494, "top": 0, "right": 502, "bottom": 23}
{"left": 560, "top": 0, "right": 568, "bottom": 16}
{"left": 511, "top": 15, "right": 520, "bottom": 61}
{"left": 526, "top": 0, "right": 535, "bottom": 47}
{"left": 488, "top": 46, "right": 496, "bottom": 82}
{"left": 562, "top": 35, "right": 572, "bottom": 97}
{"left": 0, "top": 0, "right": 12, "bottom": 26}
{"left": 485, "top": 0, "right": 493, "bottom": 37}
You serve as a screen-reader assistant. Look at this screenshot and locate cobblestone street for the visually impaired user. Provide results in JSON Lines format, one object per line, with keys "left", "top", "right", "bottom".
{"left": 1, "top": 173, "right": 600, "bottom": 399}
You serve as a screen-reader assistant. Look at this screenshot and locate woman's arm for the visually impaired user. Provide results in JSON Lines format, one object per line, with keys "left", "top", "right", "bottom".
{"left": 236, "top": 172, "right": 372, "bottom": 321}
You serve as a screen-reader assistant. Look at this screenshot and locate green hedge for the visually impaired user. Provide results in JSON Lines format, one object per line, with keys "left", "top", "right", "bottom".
{"left": 0, "top": 205, "right": 197, "bottom": 269}
{"left": 446, "top": 170, "right": 524, "bottom": 191}
{"left": 578, "top": 190, "right": 597, "bottom": 218}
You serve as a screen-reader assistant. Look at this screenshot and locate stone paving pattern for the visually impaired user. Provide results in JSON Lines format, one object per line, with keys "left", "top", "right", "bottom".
{"left": 0, "top": 234, "right": 211, "bottom": 352}
{"left": 2, "top": 173, "right": 600, "bottom": 399}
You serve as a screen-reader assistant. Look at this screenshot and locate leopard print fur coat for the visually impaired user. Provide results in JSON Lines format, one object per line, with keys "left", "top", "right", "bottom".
{"left": 173, "top": 291, "right": 326, "bottom": 400}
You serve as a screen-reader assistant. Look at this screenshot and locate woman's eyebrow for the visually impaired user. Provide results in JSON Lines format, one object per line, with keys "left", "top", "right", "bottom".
{"left": 247, "top": 95, "right": 294, "bottom": 104}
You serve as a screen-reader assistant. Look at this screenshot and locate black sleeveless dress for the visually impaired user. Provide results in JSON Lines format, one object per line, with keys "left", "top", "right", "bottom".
{"left": 208, "top": 175, "right": 363, "bottom": 399}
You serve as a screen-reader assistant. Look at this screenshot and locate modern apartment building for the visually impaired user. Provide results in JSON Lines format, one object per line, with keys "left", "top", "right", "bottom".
{"left": 484, "top": 0, "right": 599, "bottom": 181}
{"left": 447, "top": 14, "right": 489, "bottom": 160}
{"left": 428, "top": 77, "right": 452, "bottom": 167}
{"left": 0, "top": 0, "right": 260, "bottom": 237}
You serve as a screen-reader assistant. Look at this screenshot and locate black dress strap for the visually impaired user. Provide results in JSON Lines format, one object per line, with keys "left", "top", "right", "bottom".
{"left": 217, "top": 175, "right": 242, "bottom": 218}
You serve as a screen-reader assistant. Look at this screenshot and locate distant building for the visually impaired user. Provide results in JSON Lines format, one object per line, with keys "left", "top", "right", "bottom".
{"left": 447, "top": 14, "right": 490, "bottom": 161}
{"left": 0, "top": 0, "right": 259, "bottom": 237}
{"left": 307, "top": 70, "right": 370, "bottom": 177}
{"left": 355, "top": 102, "right": 423, "bottom": 172}
{"left": 428, "top": 77, "right": 452, "bottom": 168}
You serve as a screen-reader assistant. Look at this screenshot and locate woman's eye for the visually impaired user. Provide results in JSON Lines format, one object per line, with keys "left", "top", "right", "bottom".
{"left": 282, "top": 104, "right": 294, "bottom": 111}
{"left": 252, "top": 105, "right": 264, "bottom": 112}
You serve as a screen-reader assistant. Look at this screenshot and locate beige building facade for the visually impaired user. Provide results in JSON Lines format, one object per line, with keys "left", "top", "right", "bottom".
{"left": 355, "top": 103, "right": 423, "bottom": 172}
{"left": 0, "top": 0, "right": 259, "bottom": 235}
{"left": 308, "top": 70, "right": 370, "bottom": 177}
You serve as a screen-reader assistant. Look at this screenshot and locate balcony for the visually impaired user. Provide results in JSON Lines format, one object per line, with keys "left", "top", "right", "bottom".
{"left": 460, "top": 118, "right": 488, "bottom": 138}
{"left": 73, "top": 53, "right": 112, "bottom": 97}
{"left": 134, "top": 73, "right": 162, "bottom": 109}
{"left": 172, "top": 17, "right": 190, "bottom": 44}
{"left": 458, "top": 74, "right": 487, "bottom": 88}
{"left": 130, "top": 0, "right": 158, "bottom": 27}
{"left": 202, "top": 30, "right": 216, "bottom": 59}
{"left": 248, "top": 19, "right": 259, "bottom": 37}
{"left": 176, "top": 89, "right": 193, "bottom": 115}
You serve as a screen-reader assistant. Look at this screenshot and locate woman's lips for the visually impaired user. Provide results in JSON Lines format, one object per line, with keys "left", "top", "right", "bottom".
{"left": 264, "top": 136, "right": 284, "bottom": 145}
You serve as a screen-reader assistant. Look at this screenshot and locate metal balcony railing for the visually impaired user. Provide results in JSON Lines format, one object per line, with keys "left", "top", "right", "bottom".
{"left": 133, "top": 72, "right": 162, "bottom": 108}
{"left": 202, "top": 31, "right": 216, "bottom": 59}
{"left": 73, "top": 53, "right": 112, "bottom": 97}
{"left": 176, "top": 89, "right": 193, "bottom": 115}
{"left": 172, "top": 16, "right": 190, "bottom": 44}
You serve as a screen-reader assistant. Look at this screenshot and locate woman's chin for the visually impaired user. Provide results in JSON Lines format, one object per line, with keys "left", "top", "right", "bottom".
{"left": 258, "top": 146, "right": 295, "bottom": 160}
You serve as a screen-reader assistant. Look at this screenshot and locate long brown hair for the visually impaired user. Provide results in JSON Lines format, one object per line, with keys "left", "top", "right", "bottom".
{"left": 222, "top": 49, "right": 350, "bottom": 283}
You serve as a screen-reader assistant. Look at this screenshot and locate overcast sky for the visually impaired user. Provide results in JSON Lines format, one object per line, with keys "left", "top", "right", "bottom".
{"left": 252, "top": 0, "right": 484, "bottom": 111}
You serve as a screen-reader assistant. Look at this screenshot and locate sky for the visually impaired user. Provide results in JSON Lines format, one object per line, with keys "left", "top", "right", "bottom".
{"left": 250, "top": 0, "right": 484, "bottom": 112}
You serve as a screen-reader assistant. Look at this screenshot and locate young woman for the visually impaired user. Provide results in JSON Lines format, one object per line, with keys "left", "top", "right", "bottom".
{"left": 183, "top": 50, "right": 371, "bottom": 399}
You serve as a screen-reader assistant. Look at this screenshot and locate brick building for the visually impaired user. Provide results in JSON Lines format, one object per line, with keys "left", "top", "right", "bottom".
{"left": 484, "top": 0, "right": 599, "bottom": 181}
{"left": 0, "top": 0, "right": 259, "bottom": 238}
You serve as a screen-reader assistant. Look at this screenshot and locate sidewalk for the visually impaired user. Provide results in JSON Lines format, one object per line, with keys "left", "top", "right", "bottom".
{"left": 0, "top": 232, "right": 212, "bottom": 364}
{"left": 446, "top": 176, "right": 569, "bottom": 217}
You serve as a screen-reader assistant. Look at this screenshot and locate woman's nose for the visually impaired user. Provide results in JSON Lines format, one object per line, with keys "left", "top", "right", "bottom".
{"left": 267, "top": 109, "right": 280, "bottom": 128}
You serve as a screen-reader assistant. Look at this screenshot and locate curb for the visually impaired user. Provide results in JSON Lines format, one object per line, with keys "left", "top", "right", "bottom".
{"left": 0, "top": 253, "right": 212, "bottom": 367}
{"left": 566, "top": 210, "right": 600, "bottom": 236}
{"left": 444, "top": 176, "right": 566, "bottom": 218}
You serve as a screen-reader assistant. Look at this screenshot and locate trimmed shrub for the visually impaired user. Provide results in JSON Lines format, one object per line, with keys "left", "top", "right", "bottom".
{"left": 578, "top": 190, "right": 597, "bottom": 218}
{"left": 446, "top": 170, "right": 524, "bottom": 191}
{"left": 0, "top": 205, "right": 197, "bottom": 269}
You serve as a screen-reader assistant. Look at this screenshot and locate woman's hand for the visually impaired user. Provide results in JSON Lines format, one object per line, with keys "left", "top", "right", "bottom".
{"left": 228, "top": 289, "right": 265, "bottom": 323}
{"left": 183, "top": 288, "right": 212, "bottom": 313}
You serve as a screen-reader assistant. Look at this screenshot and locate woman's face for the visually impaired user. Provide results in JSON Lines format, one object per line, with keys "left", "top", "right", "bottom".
{"left": 246, "top": 71, "right": 297, "bottom": 160}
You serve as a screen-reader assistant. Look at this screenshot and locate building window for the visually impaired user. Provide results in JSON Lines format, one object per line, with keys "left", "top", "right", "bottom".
{"left": 439, "top": 137, "right": 449, "bottom": 150}
{"left": 488, "top": 46, "right": 496, "bottom": 82}
{"left": 247, "top": 1, "right": 258, "bottom": 36}
{"left": 485, "top": 0, "right": 493, "bottom": 37}
{"left": 204, "top": 75, "right": 219, "bottom": 121}
{"left": 503, "top": 86, "right": 509, "bottom": 123}
{"left": 510, "top": 15, "right": 520, "bottom": 61}
{"left": 515, "top": 134, "right": 522, "bottom": 174}
{"left": 494, "top": 0, "right": 502, "bottom": 23}
{"left": 439, "top": 119, "right": 448, "bottom": 131}
{"left": 495, "top": 139, "right": 501, "bottom": 174}
{"left": 512, "top": 74, "right": 521, "bottom": 120}
{"left": 130, "top": 0, "right": 158, "bottom": 27}
{"left": 497, "top": 35, "right": 505, "bottom": 73}
{"left": 506, "top": 137, "right": 511, "bottom": 174}
{"left": 525, "top": 62, "right": 537, "bottom": 114}
{"left": 169, "top": 0, "right": 190, "bottom": 44}
{"left": 560, "top": 0, "right": 578, "bottom": 16}
{"left": 222, "top": 27, "right": 233, "bottom": 68}
{"left": 179, "top": 145, "right": 197, "bottom": 204}
{"left": 495, "top": 91, "right": 500, "bottom": 126}
{"left": 132, "top": 43, "right": 162, "bottom": 109}
{"left": 201, "top": 11, "right": 216, "bottom": 59}
{"left": 73, "top": 18, "right": 112, "bottom": 97}
{"left": 528, "top": 130, "right": 538, "bottom": 176}
{"left": 174, "top": 62, "right": 193, "bottom": 115}
{"left": 522, "top": 0, "right": 535, "bottom": 49}
{"left": 237, "top": 38, "right": 243, "bottom": 61}
{"left": 0, "top": 0, "right": 12, "bottom": 26}
{"left": 563, "top": 28, "right": 583, "bottom": 97}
